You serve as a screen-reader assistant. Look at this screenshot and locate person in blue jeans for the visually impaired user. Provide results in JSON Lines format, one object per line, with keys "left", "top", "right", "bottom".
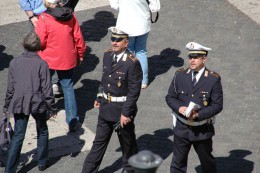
{"left": 3, "top": 32, "right": 57, "bottom": 172}
{"left": 35, "top": 0, "right": 86, "bottom": 132}
{"left": 19, "top": 0, "right": 80, "bottom": 96}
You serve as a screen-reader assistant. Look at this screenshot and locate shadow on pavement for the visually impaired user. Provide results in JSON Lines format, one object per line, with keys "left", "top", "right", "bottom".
{"left": 148, "top": 48, "right": 184, "bottom": 84}
{"left": 0, "top": 45, "right": 13, "bottom": 71}
{"left": 195, "top": 149, "right": 254, "bottom": 173}
{"left": 18, "top": 128, "right": 86, "bottom": 173}
{"left": 75, "top": 79, "right": 100, "bottom": 122}
{"left": 99, "top": 128, "right": 173, "bottom": 173}
{"left": 73, "top": 46, "right": 100, "bottom": 84}
{"left": 81, "top": 11, "right": 116, "bottom": 42}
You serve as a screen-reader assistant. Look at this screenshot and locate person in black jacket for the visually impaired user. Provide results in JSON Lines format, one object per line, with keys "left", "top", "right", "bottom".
{"left": 3, "top": 32, "right": 57, "bottom": 172}
{"left": 166, "top": 42, "right": 223, "bottom": 173}
{"left": 82, "top": 27, "right": 143, "bottom": 173}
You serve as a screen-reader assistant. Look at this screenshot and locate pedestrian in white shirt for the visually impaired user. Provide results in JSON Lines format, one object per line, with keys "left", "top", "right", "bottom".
{"left": 109, "top": 0, "right": 160, "bottom": 89}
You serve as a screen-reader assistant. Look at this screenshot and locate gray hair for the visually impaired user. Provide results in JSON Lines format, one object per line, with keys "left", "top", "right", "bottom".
{"left": 23, "top": 32, "right": 41, "bottom": 52}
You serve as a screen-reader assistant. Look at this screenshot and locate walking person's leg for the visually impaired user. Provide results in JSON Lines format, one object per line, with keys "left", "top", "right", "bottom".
{"left": 57, "top": 69, "right": 81, "bottom": 131}
{"left": 5, "top": 114, "right": 29, "bottom": 173}
{"left": 133, "top": 33, "right": 149, "bottom": 88}
{"left": 170, "top": 135, "right": 192, "bottom": 173}
{"left": 128, "top": 36, "right": 136, "bottom": 55}
{"left": 32, "top": 113, "right": 49, "bottom": 171}
{"left": 193, "top": 138, "right": 217, "bottom": 173}
{"left": 82, "top": 117, "right": 113, "bottom": 173}
{"left": 52, "top": 71, "right": 63, "bottom": 95}
{"left": 118, "top": 122, "right": 138, "bottom": 172}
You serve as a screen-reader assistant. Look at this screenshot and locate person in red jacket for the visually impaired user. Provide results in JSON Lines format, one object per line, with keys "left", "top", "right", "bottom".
{"left": 35, "top": 0, "right": 86, "bottom": 132}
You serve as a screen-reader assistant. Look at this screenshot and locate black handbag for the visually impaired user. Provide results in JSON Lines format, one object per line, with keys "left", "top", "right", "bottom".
{"left": 0, "top": 114, "right": 14, "bottom": 151}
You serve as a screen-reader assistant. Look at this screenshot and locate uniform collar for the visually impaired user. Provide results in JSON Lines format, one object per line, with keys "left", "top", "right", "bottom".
{"left": 192, "top": 67, "right": 205, "bottom": 82}
{"left": 114, "top": 50, "right": 126, "bottom": 62}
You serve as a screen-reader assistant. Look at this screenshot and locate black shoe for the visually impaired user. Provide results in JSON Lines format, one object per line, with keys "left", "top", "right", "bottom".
{"left": 69, "top": 122, "right": 82, "bottom": 132}
{"left": 38, "top": 165, "right": 46, "bottom": 171}
{"left": 0, "top": 161, "right": 5, "bottom": 167}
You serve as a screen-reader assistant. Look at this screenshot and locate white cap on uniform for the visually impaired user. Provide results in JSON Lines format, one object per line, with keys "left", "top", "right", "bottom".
{"left": 108, "top": 26, "right": 128, "bottom": 38}
{"left": 185, "top": 42, "right": 212, "bottom": 55}
{"left": 46, "top": 0, "right": 60, "bottom": 3}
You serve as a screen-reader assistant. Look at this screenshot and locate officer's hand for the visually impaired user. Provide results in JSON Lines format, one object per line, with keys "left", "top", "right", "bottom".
{"left": 94, "top": 100, "right": 100, "bottom": 108}
{"left": 178, "top": 106, "right": 187, "bottom": 116}
{"left": 188, "top": 110, "right": 199, "bottom": 121}
{"left": 120, "top": 115, "right": 131, "bottom": 128}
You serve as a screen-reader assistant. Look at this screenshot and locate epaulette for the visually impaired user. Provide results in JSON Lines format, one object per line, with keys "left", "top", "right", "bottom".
{"left": 177, "top": 67, "right": 186, "bottom": 72}
{"left": 209, "top": 71, "right": 220, "bottom": 78}
{"left": 106, "top": 49, "right": 113, "bottom": 52}
{"left": 175, "top": 68, "right": 188, "bottom": 74}
{"left": 129, "top": 54, "right": 138, "bottom": 62}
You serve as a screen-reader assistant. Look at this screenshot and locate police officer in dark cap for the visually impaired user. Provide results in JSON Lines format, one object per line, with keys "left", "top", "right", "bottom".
{"left": 166, "top": 42, "right": 223, "bottom": 173}
{"left": 81, "top": 27, "right": 143, "bottom": 173}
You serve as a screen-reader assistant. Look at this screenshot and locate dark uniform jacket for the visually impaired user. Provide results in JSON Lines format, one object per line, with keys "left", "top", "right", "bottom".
{"left": 98, "top": 49, "right": 142, "bottom": 122}
{"left": 166, "top": 67, "right": 223, "bottom": 141}
{"left": 3, "top": 51, "right": 56, "bottom": 115}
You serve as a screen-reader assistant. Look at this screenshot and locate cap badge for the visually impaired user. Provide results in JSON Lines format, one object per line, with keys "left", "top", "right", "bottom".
{"left": 190, "top": 43, "right": 194, "bottom": 49}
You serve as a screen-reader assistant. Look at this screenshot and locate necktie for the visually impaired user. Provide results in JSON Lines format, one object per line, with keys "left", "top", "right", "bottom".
{"left": 192, "top": 71, "right": 198, "bottom": 85}
{"left": 112, "top": 55, "right": 118, "bottom": 67}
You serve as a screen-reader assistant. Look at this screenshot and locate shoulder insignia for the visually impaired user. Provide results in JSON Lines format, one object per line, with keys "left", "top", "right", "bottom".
{"left": 129, "top": 54, "right": 138, "bottom": 62}
{"left": 209, "top": 71, "right": 220, "bottom": 78}
{"left": 177, "top": 67, "right": 186, "bottom": 72}
{"left": 204, "top": 70, "right": 209, "bottom": 77}
{"left": 122, "top": 53, "right": 127, "bottom": 61}
{"left": 175, "top": 68, "right": 189, "bottom": 74}
{"left": 106, "top": 49, "right": 112, "bottom": 52}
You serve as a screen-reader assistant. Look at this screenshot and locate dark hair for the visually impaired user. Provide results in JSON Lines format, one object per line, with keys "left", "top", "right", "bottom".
{"left": 23, "top": 32, "right": 41, "bottom": 52}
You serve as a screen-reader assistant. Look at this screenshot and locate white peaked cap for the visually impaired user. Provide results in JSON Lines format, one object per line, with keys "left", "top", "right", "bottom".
{"left": 108, "top": 27, "right": 128, "bottom": 35}
{"left": 185, "top": 42, "right": 212, "bottom": 54}
{"left": 46, "top": 0, "right": 60, "bottom": 3}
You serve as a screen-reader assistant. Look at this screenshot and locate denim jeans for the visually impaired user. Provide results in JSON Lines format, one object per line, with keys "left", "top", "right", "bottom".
{"left": 50, "top": 69, "right": 79, "bottom": 128}
{"left": 5, "top": 113, "right": 48, "bottom": 173}
{"left": 128, "top": 32, "right": 149, "bottom": 85}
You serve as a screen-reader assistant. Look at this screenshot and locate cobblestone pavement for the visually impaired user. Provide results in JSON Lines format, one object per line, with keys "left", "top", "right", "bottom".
{"left": 0, "top": 0, "right": 260, "bottom": 172}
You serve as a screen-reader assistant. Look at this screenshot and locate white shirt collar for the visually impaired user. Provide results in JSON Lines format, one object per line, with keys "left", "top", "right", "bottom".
{"left": 114, "top": 51, "right": 126, "bottom": 62}
{"left": 192, "top": 67, "right": 205, "bottom": 82}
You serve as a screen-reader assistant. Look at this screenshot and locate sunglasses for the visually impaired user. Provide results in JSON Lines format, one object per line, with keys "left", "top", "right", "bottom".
{"left": 111, "top": 37, "right": 125, "bottom": 42}
{"left": 188, "top": 54, "right": 205, "bottom": 59}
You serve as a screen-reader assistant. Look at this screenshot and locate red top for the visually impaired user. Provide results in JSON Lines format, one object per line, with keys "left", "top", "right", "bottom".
{"left": 35, "top": 12, "right": 86, "bottom": 70}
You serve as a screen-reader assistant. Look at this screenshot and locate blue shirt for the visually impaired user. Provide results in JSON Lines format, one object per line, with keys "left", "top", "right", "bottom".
{"left": 19, "top": 0, "right": 46, "bottom": 15}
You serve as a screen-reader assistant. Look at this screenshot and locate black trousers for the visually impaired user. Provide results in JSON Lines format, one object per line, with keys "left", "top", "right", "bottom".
{"left": 81, "top": 116, "right": 137, "bottom": 173}
{"left": 171, "top": 136, "right": 216, "bottom": 173}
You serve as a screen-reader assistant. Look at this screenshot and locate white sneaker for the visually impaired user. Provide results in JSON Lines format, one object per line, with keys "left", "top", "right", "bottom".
{"left": 52, "top": 84, "right": 59, "bottom": 93}
{"left": 141, "top": 84, "right": 148, "bottom": 89}
{"left": 52, "top": 84, "right": 63, "bottom": 95}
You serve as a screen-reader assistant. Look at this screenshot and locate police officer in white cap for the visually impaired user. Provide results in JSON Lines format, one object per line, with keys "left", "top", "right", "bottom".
{"left": 82, "top": 27, "right": 143, "bottom": 173}
{"left": 166, "top": 42, "right": 223, "bottom": 173}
